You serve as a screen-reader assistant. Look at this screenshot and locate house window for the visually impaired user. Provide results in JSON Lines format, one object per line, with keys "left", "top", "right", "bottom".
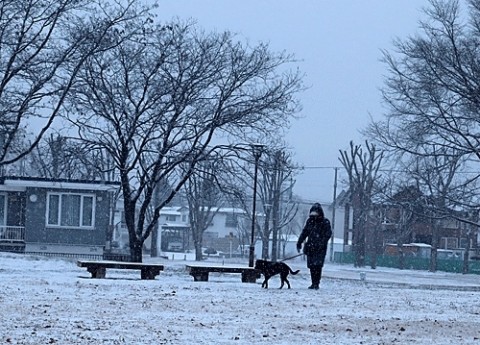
{"left": 225, "top": 213, "right": 238, "bottom": 228}
{"left": 0, "top": 194, "right": 5, "bottom": 226}
{"left": 166, "top": 215, "right": 177, "bottom": 222}
{"left": 181, "top": 215, "right": 187, "bottom": 222}
{"left": 440, "top": 237, "right": 458, "bottom": 250}
{"left": 459, "top": 238, "right": 469, "bottom": 249}
{"left": 47, "top": 193, "right": 95, "bottom": 228}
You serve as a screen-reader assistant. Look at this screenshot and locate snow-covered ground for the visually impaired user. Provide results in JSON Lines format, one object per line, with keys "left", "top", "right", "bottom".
{"left": 1, "top": 252, "right": 480, "bottom": 344}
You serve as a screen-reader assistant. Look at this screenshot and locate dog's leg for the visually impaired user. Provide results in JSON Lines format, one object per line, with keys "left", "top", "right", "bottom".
{"left": 262, "top": 277, "right": 270, "bottom": 288}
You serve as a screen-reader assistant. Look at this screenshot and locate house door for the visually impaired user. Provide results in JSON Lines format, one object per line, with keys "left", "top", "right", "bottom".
{"left": 7, "top": 193, "right": 26, "bottom": 227}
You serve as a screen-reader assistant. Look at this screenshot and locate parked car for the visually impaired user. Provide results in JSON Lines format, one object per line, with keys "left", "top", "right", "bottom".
{"left": 167, "top": 241, "right": 183, "bottom": 252}
{"left": 202, "top": 247, "right": 224, "bottom": 257}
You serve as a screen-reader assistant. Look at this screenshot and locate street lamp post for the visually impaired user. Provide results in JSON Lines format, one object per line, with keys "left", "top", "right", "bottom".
{"left": 249, "top": 144, "right": 264, "bottom": 267}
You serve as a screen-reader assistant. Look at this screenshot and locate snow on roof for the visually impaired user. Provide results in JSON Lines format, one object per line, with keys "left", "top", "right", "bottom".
{"left": 0, "top": 176, "right": 120, "bottom": 191}
{"left": 160, "top": 207, "right": 185, "bottom": 215}
{"left": 385, "top": 243, "right": 432, "bottom": 248}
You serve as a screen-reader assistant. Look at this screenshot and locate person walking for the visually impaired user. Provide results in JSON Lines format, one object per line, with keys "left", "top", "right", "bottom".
{"left": 296, "top": 203, "right": 332, "bottom": 289}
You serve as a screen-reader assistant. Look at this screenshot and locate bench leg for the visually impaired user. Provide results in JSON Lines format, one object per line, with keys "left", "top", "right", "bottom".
{"left": 141, "top": 268, "right": 160, "bottom": 280}
{"left": 241, "top": 271, "right": 258, "bottom": 283}
{"left": 87, "top": 267, "right": 106, "bottom": 279}
{"left": 191, "top": 272, "right": 209, "bottom": 281}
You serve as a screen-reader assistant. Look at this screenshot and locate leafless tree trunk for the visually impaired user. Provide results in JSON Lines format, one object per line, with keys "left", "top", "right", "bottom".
{"left": 148, "top": 179, "right": 171, "bottom": 258}
{"left": 430, "top": 218, "right": 439, "bottom": 273}
{"left": 395, "top": 202, "right": 416, "bottom": 270}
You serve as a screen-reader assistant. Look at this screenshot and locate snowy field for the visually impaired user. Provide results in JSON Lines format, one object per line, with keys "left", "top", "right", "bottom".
{"left": 1, "top": 252, "right": 480, "bottom": 344}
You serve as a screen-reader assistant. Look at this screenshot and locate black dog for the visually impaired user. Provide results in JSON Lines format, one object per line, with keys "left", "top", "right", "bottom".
{"left": 254, "top": 259, "right": 300, "bottom": 289}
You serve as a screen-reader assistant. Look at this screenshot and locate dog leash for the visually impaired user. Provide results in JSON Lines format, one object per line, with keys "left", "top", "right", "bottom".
{"left": 280, "top": 253, "right": 304, "bottom": 262}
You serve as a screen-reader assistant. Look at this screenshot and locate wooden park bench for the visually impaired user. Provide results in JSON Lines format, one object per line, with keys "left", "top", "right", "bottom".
{"left": 77, "top": 260, "right": 164, "bottom": 280}
{"left": 185, "top": 264, "right": 260, "bottom": 283}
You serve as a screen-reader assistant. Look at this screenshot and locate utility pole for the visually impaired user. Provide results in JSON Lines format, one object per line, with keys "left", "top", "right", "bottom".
{"left": 249, "top": 144, "right": 264, "bottom": 267}
{"left": 329, "top": 167, "right": 338, "bottom": 262}
{"left": 271, "top": 150, "right": 283, "bottom": 262}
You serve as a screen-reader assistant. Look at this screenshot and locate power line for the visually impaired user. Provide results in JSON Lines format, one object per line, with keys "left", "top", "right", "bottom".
{"left": 301, "top": 166, "right": 342, "bottom": 170}
{"left": 301, "top": 165, "right": 480, "bottom": 174}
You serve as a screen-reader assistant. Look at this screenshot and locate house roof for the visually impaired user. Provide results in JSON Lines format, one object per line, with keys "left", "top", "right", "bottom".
{"left": 161, "top": 206, "right": 188, "bottom": 215}
{"left": 0, "top": 176, "right": 120, "bottom": 192}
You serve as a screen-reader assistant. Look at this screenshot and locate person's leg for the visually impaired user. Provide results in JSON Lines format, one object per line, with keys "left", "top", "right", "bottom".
{"left": 309, "top": 266, "right": 322, "bottom": 289}
{"left": 308, "top": 266, "right": 319, "bottom": 289}
{"left": 314, "top": 266, "right": 323, "bottom": 289}
{"left": 308, "top": 268, "right": 316, "bottom": 289}
{"left": 307, "top": 256, "right": 315, "bottom": 288}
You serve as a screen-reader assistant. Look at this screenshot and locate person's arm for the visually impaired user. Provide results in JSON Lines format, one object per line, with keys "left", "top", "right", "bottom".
{"left": 323, "top": 219, "right": 332, "bottom": 240}
{"left": 296, "top": 219, "right": 311, "bottom": 252}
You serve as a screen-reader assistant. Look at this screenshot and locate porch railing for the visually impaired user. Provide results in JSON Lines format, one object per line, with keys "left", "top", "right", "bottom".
{"left": 0, "top": 226, "right": 25, "bottom": 242}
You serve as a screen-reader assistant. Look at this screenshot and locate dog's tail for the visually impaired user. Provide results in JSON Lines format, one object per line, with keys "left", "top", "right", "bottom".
{"left": 289, "top": 269, "right": 300, "bottom": 275}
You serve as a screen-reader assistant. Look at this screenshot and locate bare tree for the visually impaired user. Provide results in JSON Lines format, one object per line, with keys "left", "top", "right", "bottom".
{"left": 184, "top": 159, "right": 224, "bottom": 261}
{"left": 404, "top": 146, "right": 476, "bottom": 272}
{"left": 339, "top": 140, "right": 384, "bottom": 267}
{"left": 224, "top": 146, "right": 299, "bottom": 261}
{"left": 389, "top": 185, "right": 425, "bottom": 270}
{"left": 67, "top": 20, "right": 303, "bottom": 262}
{"left": 0, "top": 0, "right": 147, "bottom": 167}
{"left": 26, "top": 134, "right": 116, "bottom": 180}
{"left": 257, "top": 149, "right": 298, "bottom": 261}
{"left": 364, "top": 0, "right": 480, "bottom": 272}
{"left": 367, "top": 0, "right": 480, "bottom": 166}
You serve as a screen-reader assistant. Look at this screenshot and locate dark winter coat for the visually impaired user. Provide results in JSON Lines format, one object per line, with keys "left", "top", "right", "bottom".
{"left": 297, "top": 215, "right": 332, "bottom": 268}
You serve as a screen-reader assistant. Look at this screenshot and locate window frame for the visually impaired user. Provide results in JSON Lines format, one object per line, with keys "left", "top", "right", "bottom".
{"left": 46, "top": 192, "right": 96, "bottom": 229}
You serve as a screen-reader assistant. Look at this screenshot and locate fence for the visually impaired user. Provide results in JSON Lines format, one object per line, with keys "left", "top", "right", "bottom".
{"left": 24, "top": 251, "right": 103, "bottom": 260}
{"left": 0, "top": 226, "right": 25, "bottom": 242}
{"left": 334, "top": 252, "right": 480, "bottom": 275}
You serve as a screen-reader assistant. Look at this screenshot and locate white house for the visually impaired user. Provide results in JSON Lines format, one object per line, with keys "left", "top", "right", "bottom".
{"left": 159, "top": 207, "right": 248, "bottom": 254}
{"left": 111, "top": 204, "right": 190, "bottom": 252}
{"left": 157, "top": 206, "right": 190, "bottom": 252}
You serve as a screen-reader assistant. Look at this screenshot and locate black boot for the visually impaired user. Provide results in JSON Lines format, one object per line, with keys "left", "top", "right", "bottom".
{"left": 314, "top": 268, "right": 322, "bottom": 289}
{"left": 308, "top": 268, "right": 320, "bottom": 289}
{"left": 308, "top": 268, "right": 316, "bottom": 289}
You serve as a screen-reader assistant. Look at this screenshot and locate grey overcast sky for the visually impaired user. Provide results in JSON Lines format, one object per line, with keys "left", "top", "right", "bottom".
{"left": 155, "top": 0, "right": 428, "bottom": 203}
